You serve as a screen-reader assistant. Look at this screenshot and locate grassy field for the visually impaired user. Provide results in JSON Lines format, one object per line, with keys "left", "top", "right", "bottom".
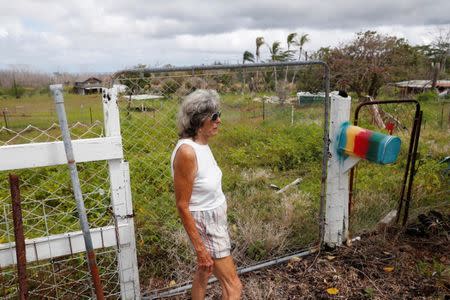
{"left": 0, "top": 91, "right": 449, "bottom": 290}
{"left": 0, "top": 92, "right": 104, "bottom": 129}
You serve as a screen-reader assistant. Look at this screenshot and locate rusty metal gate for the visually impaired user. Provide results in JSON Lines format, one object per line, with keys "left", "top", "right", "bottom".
{"left": 349, "top": 99, "right": 423, "bottom": 234}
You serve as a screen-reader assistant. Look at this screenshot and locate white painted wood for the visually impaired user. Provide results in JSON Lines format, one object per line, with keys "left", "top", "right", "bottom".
{"left": 0, "top": 224, "right": 129, "bottom": 268}
{"left": 0, "top": 88, "right": 140, "bottom": 299}
{"left": 324, "top": 92, "right": 352, "bottom": 247}
{"left": 0, "top": 136, "right": 123, "bottom": 171}
{"left": 103, "top": 87, "right": 121, "bottom": 137}
{"left": 103, "top": 88, "right": 141, "bottom": 300}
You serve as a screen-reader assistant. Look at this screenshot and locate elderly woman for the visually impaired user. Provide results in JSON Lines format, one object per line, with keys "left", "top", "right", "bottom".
{"left": 170, "top": 89, "right": 242, "bottom": 299}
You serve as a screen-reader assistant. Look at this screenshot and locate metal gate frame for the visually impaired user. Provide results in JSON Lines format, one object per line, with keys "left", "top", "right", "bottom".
{"left": 349, "top": 99, "right": 423, "bottom": 226}
{"left": 113, "top": 61, "right": 333, "bottom": 298}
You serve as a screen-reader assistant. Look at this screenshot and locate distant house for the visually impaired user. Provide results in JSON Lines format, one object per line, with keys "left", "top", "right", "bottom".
{"left": 73, "top": 77, "right": 104, "bottom": 95}
{"left": 394, "top": 80, "right": 450, "bottom": 96}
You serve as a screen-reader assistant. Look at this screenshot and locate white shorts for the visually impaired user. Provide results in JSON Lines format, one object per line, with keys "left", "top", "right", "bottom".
{"left": 191, "top": 201, "right": 231, "bottom": 259}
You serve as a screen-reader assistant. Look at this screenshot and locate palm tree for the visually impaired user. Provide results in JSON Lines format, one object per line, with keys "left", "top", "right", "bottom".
{"left": 267, "top": 41, "right": 293, "bottom": 101}
{"left": 268, "top": 41, "right": 291, "bottom": 62}
{"left": 269, "top": 41, "right": 281, "bottom": 61}
{"left": 291, "top": 33, "right": 310, "bottom": 84}
{"left": 242, "top": 51, "right": 255, "bottom": 64}
{"left": 255, "top": 37, "right": 265, "bottom": 62}
{"left": 268, "top": 41, "right": 291, "bottom": 91}
{"left": 254, "top": 37, "right": 265, "bottom": 92}
{"left": 285, "top": 33, "right": 298, "bottom": 81}
{"left": 287, "top": 33, "right": 297, "bottom": 51}
{"left": 294, "top": 33, "right": 310, "bottom": 61}
{"left": 242, "top": 51, "right": 255, "bottom": 93}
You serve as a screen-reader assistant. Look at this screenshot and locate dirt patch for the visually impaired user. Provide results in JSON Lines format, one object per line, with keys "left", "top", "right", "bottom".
{"left": 169, "top": 210, "right": 449, "bottom": 299}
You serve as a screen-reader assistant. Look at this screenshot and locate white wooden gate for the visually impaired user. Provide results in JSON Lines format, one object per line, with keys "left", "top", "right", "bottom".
{"left": 0, "top": 88, "right": 140, "bottom": 299}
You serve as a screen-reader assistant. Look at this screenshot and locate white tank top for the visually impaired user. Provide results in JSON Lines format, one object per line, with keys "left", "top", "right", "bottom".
{"left": 171, "top": 139, "right": 226, "bottom": 211}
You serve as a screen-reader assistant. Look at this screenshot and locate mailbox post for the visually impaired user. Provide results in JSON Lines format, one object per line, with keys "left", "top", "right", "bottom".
{"left": 323, "top": 92, "right": 401, "bottom": 247}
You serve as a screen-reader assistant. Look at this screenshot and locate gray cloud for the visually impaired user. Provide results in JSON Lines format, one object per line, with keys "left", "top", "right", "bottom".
{"left": 98, "top": 0, "right": 450, "bottom": 34}
{"left": 0, "top": 0, "right": 449, "bottom": 72}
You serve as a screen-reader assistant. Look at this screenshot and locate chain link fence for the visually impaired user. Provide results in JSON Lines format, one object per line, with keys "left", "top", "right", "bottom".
{"left": 113, "top": 63, "right": 329, "bottom": 294}
{"left": 1, "top": 62, "right": 445, "bottom": 298}
{"left": 0, "top": 122, "right": 122, "bottom": 298}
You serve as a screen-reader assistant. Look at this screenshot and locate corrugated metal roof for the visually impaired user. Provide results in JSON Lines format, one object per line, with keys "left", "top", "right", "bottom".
{"left": 437, "top": 81, "right": 450, "bottom": 88}
{"left": 394, "top": 80, "right": 450, "bottom": 88}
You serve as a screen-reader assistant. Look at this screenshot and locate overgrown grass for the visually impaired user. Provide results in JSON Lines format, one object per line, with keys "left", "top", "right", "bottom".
{"left": 0, "top": 92, "right": 103, "bottom": 129}
{"left": 0, "top": 91, "right": 448, "bottom": 289}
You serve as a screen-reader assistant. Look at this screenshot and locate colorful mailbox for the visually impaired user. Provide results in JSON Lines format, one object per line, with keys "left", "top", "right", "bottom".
{"left": 337, "top": 122, "right": 401, "bottom": 164}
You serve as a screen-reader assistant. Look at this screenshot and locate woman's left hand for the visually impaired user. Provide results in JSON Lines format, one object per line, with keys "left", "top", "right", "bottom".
{"left": 196, "top": 248, "right": 214, "bottom": 275}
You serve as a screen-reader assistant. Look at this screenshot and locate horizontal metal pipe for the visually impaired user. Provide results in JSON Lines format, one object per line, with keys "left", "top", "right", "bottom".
{"left": 112, "top": 61, "right": 328, "bottom": 81}
{"left": 354, "top": 99, "right": 420, "bottom": 122}
{"left": 144, "top": 247, "right": 318, "bottom": 299}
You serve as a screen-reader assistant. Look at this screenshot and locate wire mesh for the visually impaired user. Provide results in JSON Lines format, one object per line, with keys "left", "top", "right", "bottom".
{"left": 0, "top": 248, "right": 120, "bottom": 299}
{"left": 408, "top": 101, "right": 450, "bottom": 219}
{"left": 350, "top": 102, "right": 449, "bottom": 235}
{"left": 0, "top": 121, "right": 121, "bottom": 298}
{"left": 113, "top": 64, "right": 327, "bottom": 292}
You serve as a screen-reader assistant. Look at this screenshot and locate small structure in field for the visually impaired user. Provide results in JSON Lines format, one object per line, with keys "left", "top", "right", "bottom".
{"left": 74, "top": 77, "right": 104, "bottom": 95}
{"left": 121, "top": 94, "right": 164, "bottom": 112}
{"left": 297, "top": 91, "right": 325, "bottom": 105}
{"left": 394, "top": 80, "right": 450, "bottom": 96}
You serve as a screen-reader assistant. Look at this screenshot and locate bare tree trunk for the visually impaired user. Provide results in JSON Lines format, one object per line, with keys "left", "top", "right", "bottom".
{"left": 371, "top": 105, "right": 385, "bottom": 129}
{"left": 361, "top": 96, "right": 385, "bottom": 128}
{"left": 242, "top": 68, "right": 246, "bottom": 95}
{"left": 250, "top": 77, "right": 255, "bottom": 93}
{"left": 431, "top": 62, "right": 440, "bottom": 90}
{"left": 13, "top": 75, "right": 19, "bottom": 99}
{"left": 273, "top": 66, "right": 278, "bottom": 91}
{"left": 290, "top": 47, "right": 304, "bottom": 85}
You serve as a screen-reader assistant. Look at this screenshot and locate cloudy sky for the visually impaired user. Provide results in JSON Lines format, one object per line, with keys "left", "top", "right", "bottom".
{"left": 1, "top": 0, "right": 449, "bottom": 73}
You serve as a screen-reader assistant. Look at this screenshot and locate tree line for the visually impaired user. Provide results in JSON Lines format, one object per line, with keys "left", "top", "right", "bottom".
{"left": 0, "top": 68, "right": 110, "bottom": 98}
{"left": 242, "top": 28, "right": 450, "bottom": 98}
{"left": 1, "top": 28, "right": 448, "bottom": 100}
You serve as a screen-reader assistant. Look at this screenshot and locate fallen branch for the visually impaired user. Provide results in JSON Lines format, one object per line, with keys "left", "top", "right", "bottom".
{"left": 276, "top": 178, "right": 302, "bottom": 194}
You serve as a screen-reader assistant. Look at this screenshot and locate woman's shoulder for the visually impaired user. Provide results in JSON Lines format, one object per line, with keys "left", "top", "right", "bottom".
{"left": 173, "top": 144, "right": 197, "bottom": 172}
{"left": 174, "top": 142, "right": 196, "bottom": 159}
{"left": 171, "top": 139, "right": 197, "bottom": 176}
{"left": 177, "top": 138, "right": 209, "bottom": 149}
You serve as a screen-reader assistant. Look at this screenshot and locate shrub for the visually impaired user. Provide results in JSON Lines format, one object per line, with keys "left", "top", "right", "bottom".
{"left": 4, "top": 85, "right": 26, "bottom": 98}
{"left": 417, "top": 91, "right": 438, "bottom": 102}
{"left": 185, "top": 77, "right": 207, "bottom": 90}
{"left": 161, "top": 78, "right": 179, "bottom": 95}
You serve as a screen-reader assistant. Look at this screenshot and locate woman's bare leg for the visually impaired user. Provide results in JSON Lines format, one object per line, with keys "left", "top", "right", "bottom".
{"left": 192, "top": 268, "right": 210, "bottom": 300}
{"left": 213, "top": 256, "right": 242, "bottom": 300}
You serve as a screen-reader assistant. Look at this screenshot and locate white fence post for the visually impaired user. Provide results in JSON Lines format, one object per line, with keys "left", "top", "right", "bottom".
{"left": 324, "top": 92, "right": 352, "bottom": 247}
{"left": 102, "top": 88, "right": 141, "bottom": 299}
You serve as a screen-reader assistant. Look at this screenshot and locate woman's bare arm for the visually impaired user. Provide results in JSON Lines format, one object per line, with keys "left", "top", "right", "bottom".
{"left": 173, "top": 144, "right": 214, "bottom": 272}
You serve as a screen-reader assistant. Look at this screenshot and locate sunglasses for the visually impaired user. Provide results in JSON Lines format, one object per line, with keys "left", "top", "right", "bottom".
{"left": 210, "top": 111, "right": 221, "bottom": 122}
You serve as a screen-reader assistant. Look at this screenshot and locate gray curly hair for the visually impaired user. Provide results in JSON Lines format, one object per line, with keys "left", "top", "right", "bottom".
{"left": 177, "top": 89, "right": 220, "bottom": 139}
